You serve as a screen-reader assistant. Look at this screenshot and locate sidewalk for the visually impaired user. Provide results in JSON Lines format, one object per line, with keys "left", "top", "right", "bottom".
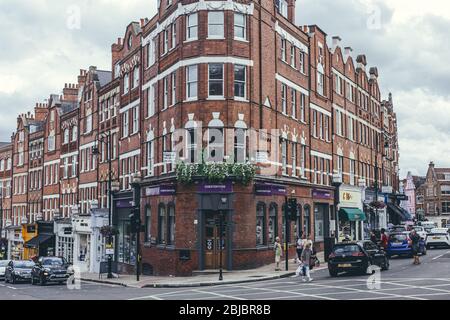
{"left": 81, "top": 253, "right": 327, "bottom": 288}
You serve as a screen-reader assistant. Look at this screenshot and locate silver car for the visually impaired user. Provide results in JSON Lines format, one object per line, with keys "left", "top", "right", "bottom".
{"left": 0, "top": 260, "right": 11, "bottom": 280}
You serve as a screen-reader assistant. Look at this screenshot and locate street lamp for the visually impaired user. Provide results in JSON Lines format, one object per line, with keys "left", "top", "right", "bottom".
{"left": 130, "top": 173, "right": 142, "bottom": 282}
{"left": 92, "top": 131, "right": 115, "bottom": 279}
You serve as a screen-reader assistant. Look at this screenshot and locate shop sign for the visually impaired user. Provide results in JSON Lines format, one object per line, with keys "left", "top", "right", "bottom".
{"left": 145, "top": 185, "right": 177, "bottom": 196}
{"left": 105, "top": 243, "right": 114, "bottom": 256}
{"left": 382, "top": 186, "right": 393, "bottom": 194}
{"left": 198, "top": 182, "right": 233, "bottom": 194}
{"left": 312, "top": 189, "right": 333, "bottom": 200}
{"left": 163, "top": 152, "right": 177, "bottom": 163}
{"left": 340, "top": 189, "right": 362, "bottom": 208}
{"left": 255, "top": 184, "right": 287, "bottom": 196}
{"left": 255, "top": 152, "right": 269, "bottom": 163}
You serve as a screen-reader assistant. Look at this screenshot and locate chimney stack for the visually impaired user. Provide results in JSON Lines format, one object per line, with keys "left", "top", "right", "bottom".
{"left": 344, "top": 47, "right": 353, "bottom": 61}
{"left": 332, "top": 36, "right": 342, "bottom": 50}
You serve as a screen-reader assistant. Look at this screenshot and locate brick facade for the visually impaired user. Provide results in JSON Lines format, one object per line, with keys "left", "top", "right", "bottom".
{"left": 2, "top": 1, "right": 400, "bottom": 275}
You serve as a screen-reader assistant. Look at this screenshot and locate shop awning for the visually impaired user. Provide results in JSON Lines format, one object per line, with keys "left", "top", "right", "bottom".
{"left": 387, "top": 203, "right": 413, "bottom": 222}
{"left": 24, "top": 234, "right": 54, "bottom": 248}
{"left": 339, "top": 208, "right": 367, "bottom": 222}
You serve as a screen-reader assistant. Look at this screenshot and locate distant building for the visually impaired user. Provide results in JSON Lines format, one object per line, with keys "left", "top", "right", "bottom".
{"left": 423, "top": 162, "right": 450, "bottom": 227}
{"left": 400, "top": 172, "right": 425, "bottom": 219}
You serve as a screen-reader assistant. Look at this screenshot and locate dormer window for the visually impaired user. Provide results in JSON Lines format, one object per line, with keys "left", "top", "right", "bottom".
{"left": 127, "top": 34, "right": 133, "bottom": 49}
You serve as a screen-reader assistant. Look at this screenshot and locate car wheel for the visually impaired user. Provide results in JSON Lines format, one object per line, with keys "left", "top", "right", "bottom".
{"left": 329, "top": 269, "right": 339, "bottom": 277}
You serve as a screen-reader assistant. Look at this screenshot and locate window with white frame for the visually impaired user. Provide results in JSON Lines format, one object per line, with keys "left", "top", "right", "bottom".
{"left": 123, "top": 73, "right": 129, "bottom": 94}
{"left": 234, "top": 13, "right": 246, "bottom": 40}
{"left": 147, "top": 85, "right": 156, "bottom": 117}
{"left": 122, "top": 111, "right": 129, "bottom": 138}
{"left": 208, "top": 64, "right": 224, "bottom": 98}
{"left": 63, "top": 157, "right": 69, "bottom": 179}
{"left": 186, "top": 13, "right": 198, "bottom": 41}
{"left": 299, "top": 51, "right": 305, "bottom": 73}
{"left": 290, "top": 45, "right": 296, "bottom": 68}
{"left": 85, "top": 114, "right": 93, "bottom": 134}
{"left": 338, "top": 156, "right": 344, "bottom": 176}
{"left": 350, "top": 159, "right": 355, "bottom": 186}
{"left": 319, "top": 113, "right": 323, "bottom": 139}
{"left": 291, "top": 88, "right": 297, "bottom": 118}
{"left": 147, "top": 139, "right": 154, "bottom": 177}
{"left": 348, "top": 117, "right": 354, "bottom": 141}
{"left": 133, "top": 67, "right": 139, "bottom": 89}
{"left": 325, "top": 116, "right": 330, "bottom": 141}
{"left": 281, "top": 38, "right": 286, "bottom": 62}
{"left": 171, "top": 22, "right": 177, "bottom": 49}
{"left": 300, "top": 144, "right": 306, "bottom": 177}
{"left": 276, "top": 0, "right": 288, "bottom": 18}
{"left": 336, "top": 110, "right": 343, "bottom": 136}
{"left": 281, "top": 139, "right": 287, "bottom": 175}
{"left": 72, "top": 126, "right": 78, "bottom": 142}
{"left": 292, "top": 143, "right": 297, "bottom": 177}
{"left": 132, "top": 107, "right": 139, "bottom": 134}
{"left": 71, "top": 155, "right": 77, "bottom": 177}
{"left": 300, "top": 93, "right": 306, "bottom": 122}
{"left": 317, "top": 69, "right": 324, "bottom": 96}
{"left": 281, "top": 84, "right": 287, "bottom": 114}
{"left": 164, "top": 28, "right": 169, "bottom": 54}
{"left": 48, "top": 135, "right": 55, "bottom": 152}
{"left": 163, "top": 76, "right": 169, "bottom": 109}
{"left": 234, "top": 65, "right": 246, "bottom": 99}
{"left": 171, "top": 72, "right": 176, "bottom": 106}
{"left": 208, "top": 12, "right": 224, "bottom": 39}
{"left": 312, "top": 111, "right": 317, "bottom": 137}
{"left": 63, "top": 129, "right": 69, "bottom": 144}
{"left": 186, "top": 65, "right": 198, "bottom": 99}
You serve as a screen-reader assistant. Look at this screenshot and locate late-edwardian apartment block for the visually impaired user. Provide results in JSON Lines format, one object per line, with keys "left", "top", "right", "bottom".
{"left": 1, "top": 0, "right": 400, "bottom": 275}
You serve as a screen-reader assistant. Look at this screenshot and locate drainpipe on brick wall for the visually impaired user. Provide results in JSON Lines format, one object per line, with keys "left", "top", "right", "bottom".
{"left": 258, "top": 0, "right": 263, "bottom": 130}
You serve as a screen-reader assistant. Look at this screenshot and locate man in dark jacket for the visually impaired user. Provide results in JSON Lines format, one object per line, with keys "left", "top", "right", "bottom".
{"left": 410, "top": 229, "right": 421, "bottom": 265}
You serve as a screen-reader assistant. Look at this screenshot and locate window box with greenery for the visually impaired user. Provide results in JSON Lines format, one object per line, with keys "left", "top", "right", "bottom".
{"left": 176, "top": 162, "right": 256, "bottom": 186}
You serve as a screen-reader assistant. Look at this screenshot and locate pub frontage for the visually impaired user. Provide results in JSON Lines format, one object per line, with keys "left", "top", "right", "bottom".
{"left": 138, "top": 177, "right": 334, "bottom": 277}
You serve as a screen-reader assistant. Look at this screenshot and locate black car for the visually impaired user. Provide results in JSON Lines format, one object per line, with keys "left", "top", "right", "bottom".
{"left": 4, "top": 260, "right": 35, "bottom": 284}
{"left": 31, "top": 257, "right": 73, "bottom": 286}
{"left": 328, "top": 241, "right": 390, "bottom": 277}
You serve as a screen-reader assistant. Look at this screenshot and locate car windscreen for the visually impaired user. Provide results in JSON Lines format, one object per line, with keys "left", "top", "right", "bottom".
{"left": 413, "top": 227, "right": 424, "bottom": 232}
{"left": 41, "top": 258, "right": 64, "bottom": 266}
{"left": 333, "top": 245, "right": 361, "bottom": 254}
{"left": 14, "top": 261, "right": 35, "bottom": 268}
{"left": 0, "top": 261, "right": 9, "bottom": 267}
{"left": 390, "top": 234, "right": 408, "bottom": 241}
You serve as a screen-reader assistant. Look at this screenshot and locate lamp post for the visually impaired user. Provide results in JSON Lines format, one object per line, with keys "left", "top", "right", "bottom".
{"left": 92, "top": 131, "right": 115, "bottom": 279}
{"left": 130, "top": 173, "right": 142, "bottom": 282}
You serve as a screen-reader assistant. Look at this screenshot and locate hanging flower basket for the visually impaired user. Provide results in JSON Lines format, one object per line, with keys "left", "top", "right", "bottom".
{"left": 100, "top": 226, "right": 120, "bottom": 238}
{"left": 370, "top": 201, "right": 386, "bottom": 209}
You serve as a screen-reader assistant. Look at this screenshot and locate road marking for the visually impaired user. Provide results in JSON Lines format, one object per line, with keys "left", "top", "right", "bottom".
{"left": 380, "top": 281, "right": 450, "bottom": 295}
{"left": 192, "top": 289, "right": 247, "bottom": 300}
{"left": 7, "top": 286, "right": 17, "bottom": 290}
{"left": 433, "top": 254, "right": 444, "bottom": 260}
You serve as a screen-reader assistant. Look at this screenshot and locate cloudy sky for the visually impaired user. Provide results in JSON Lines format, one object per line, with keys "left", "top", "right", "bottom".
{"left": 0, "top": 0, "right": 449, "bottom": 177}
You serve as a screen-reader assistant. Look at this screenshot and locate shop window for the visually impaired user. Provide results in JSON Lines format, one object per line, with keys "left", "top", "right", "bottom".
{"left": 158, "top": 204, "right": 167, "bottom": 245}
{"left": 167, "top": 204, "right": 175, "bottom": 246}
{"left": 268, "top": 203, "right": 278, "bottom": 244}
{"left": 304, "top": 205, "right": 311, "bottom": 237}
{"left": 314, "top": 206, "right": 325, "bottom": 242}
{"left": 256, "top": 203, "right": 266, "bottom": 246}
{"left": 145, "top": 206, "right": 152, "bottom": 243}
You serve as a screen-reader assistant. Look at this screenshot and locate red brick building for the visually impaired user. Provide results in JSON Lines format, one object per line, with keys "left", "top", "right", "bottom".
{"left": 2, "top": 0, "right": 400, "bottom": 276}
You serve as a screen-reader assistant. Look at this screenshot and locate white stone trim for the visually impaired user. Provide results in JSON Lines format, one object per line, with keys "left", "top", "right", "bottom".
{"left": 311, "top": 150, "right": 333, "bottom": 161}
{"left": 120, "top": 99, "right": 141, "bottom": 114}
{"left": 43, "top": 194, "right": 59, "bottom": 200}
{"left": 310, "top": 103, "right": 331, "bottom": 117}
{"left": 79, "top": 141, "right": 96, "bottom": 150}
{"left": 275, "top": 73, "right": 309, "bottom": 96}
{"left": 119, "top": 148, "right": 141, "bottom": 160}
{"left": 142, "top": 56, "right": 253, "bottom": 91}
{"left": 79, "top": 182, "right": 98, "bottom": 189}
{"left": 60, "top": 151, "right": 79, "bottom": 159}
{"left": 143, "top": 1, "right": 254, "bottom": 45}
{"left": 274, "top": 21, "right": 309, "bottom": 54}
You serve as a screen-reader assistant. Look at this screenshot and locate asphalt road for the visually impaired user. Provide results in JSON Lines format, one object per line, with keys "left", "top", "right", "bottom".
{"left": 1, "top": 248, "right": 449, "bottom": 301}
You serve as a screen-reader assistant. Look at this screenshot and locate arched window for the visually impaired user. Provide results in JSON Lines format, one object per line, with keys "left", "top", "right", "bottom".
{"left": 158, "top": 204, "right": 167, "bottom": 245}
{"left": 268, "top": 203, "right": 278, "bottom": 244}
{"left": 167, "top": 203, "right": 176, "bottom": 246}
{"left": 207, "top": 116, "right": 224, "bottom": 163}
{"left": 256, "top": 202, "right": 266, "bottom": 246}
{"left": 296, "top": 205, "right": 303, "bottom": 238}
{"left": 145, "top": 205, "right": 152, "bottom": 243}
{"left": 304, "top": 205, "right": 311, "bottom": 237}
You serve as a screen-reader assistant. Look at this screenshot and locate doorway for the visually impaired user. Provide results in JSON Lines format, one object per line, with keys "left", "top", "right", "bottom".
{"left": 204, "top": 211, "right": 227, "bottom": 270}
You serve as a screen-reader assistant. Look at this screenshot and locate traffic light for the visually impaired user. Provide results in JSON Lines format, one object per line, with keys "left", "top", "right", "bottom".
{"left": 288, "top": 198, "right": 298, "bottom": 221}
{"left": 129, "top": 208, "right": 141, "bottom": 234}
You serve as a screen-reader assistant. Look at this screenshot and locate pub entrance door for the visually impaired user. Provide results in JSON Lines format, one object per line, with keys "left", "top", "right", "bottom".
{"left": 204, "top": 211, "right": 227, "bottom": 270}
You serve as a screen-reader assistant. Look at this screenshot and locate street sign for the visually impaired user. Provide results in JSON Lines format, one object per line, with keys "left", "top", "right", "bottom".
{"left": 255, "top": 152, "right": 269, "bottom": 163}
{"left": 105, "top": 243, "right": 114, "bottom": 256}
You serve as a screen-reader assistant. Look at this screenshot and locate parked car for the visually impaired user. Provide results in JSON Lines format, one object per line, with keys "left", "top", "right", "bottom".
{"left": 387, "top": 232, "right": 427, "bottom": 258}
{"left": 390, "top": 225, "right": 408, "bottom": 233}
{"left": 31, "top": 256, "right": 73, "bottom": 286}
{"left": 426, "top": 228, "right": 450, "bottom": 249}
{"left": 419, "top": 222, "right": 437, "bottom": 233}
{"left": 4, "top": 260, "right": 35, "bottom": 284}
{"left": 412, "top": 226, "right": 428, "bottom": 242}
{"left": 0, "top": 260, "right": 11, "bottom": 281}
{"left": 328, "top": 241, "right": 390, "bottom": 277}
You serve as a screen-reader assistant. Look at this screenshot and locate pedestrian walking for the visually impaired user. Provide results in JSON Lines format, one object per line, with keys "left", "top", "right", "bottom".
{"left": 370, "top": 230, "right": 378, "bottom": 244}
{"left": 274, "top": 237, "right": 282, "bottom": 271}
{"left": 295, "top": 232, "right": 305, "bottom": 263}
{"left": 300, "top": 242, "right": 313, "bottom": 282}
{"left": 380, "top": 228, "right": 389, "bottom": 250}
{"left": 410, "top": 229, "right": 421, "bottom": 265}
